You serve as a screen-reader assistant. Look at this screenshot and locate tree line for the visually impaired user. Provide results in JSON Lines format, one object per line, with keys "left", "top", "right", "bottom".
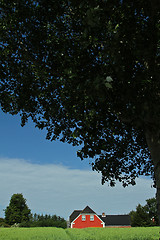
{"left": 129, "top": 197, "right": 158, "bottom": 227}
{"left": 0, "top": 193, "right": 66, "bottom": 228}
{"left": 20, "top": 213, "right": 67, "bottom": 228}
{"left": 0, "top": 193, "right": 158, "bottom": 228}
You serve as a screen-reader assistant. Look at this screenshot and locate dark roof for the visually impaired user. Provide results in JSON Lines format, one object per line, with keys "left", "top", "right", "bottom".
{"left": 70, "top": 210, "right": 81, "bottom": 223}
{"left": 99, "top": 215, "right": 131, "bottom": 226}
{"left": 81, "top": 206, "right": 96, "bottom": 214}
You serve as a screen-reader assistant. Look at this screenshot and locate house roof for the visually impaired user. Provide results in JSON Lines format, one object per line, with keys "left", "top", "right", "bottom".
{"left": 70, "top": 210, "right": 81, "bottom": 223}
{"left": 81, "top": 206, "right": 96, "bottom": 214}
{"left": 99, "top": 215, "right": 131, "bottom": 226}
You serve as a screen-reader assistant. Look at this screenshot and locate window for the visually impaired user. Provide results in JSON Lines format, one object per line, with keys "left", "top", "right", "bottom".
{"left": 90, "top": 215, "right": 94, "bottom": 221}
{"left": 82, "top": 215, "right": 86, "bottom": 221}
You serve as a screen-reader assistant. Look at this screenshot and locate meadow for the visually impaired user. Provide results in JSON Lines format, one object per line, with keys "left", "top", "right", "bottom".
{"left": 0, "top": 227, "right": 159, "bottom": 240}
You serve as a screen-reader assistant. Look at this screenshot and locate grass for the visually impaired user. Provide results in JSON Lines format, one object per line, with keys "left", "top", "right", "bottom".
{"left": 0, "top": 227, "right": 159, "bottom": 240}
{"left": 66, "top": 227, "right": 160, "bottom": 240}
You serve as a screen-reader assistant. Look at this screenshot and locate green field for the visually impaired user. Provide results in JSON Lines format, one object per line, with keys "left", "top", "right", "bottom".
{"left": 0, "top": 227, "right": 159, "bottom": 240}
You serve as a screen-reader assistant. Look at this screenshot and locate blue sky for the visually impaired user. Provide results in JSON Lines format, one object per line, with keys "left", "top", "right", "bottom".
{"left": 0, "top": 109, "right": 156, "bottom": 220}
{"left": 0, "top": 110, "right": 89, "bottom": 169}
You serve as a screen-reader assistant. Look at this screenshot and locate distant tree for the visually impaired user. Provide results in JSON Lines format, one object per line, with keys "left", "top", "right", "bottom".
{"left": 32, "top": 213, "right": 38, "bottom": 222}
{"left": 130, "top": 197, "right": 158, "bottom": 226}
{"left": 144, "top": 198, "right": 159, "bottom": 225}
{"left": 130, "top": 204, "right": 150, "bottom": 227}
{"left": 20, "top": 213, "right": 67, "bottom": 228}
{"left": 0, "top": 218, "right": 4, "bottom": 223}
{"left": 0, "top": 217, "right": 9, "bottom": 227}
{"left": 5, "top": 193, "right": 31, "bottom": 225}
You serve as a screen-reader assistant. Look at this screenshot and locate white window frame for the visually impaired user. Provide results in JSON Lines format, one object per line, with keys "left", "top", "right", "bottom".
{"left": 90, "top": 215, "right": 94, "bottom": 221}
{"left": 82, "top": 215, "right": 86, "bottom": 221}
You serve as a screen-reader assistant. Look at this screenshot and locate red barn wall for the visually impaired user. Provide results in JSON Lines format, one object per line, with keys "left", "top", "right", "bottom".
{"left": 72, "top": 214, "right": 104, "bottom": 228}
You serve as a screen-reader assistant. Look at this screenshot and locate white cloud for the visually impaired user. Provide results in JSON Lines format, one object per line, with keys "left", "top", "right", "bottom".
{"left": 0, "top": 157, "right": 156, "bottom": 219}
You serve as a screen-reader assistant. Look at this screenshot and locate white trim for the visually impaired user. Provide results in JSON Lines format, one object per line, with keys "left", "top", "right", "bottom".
{"left": 70, "top": 214, "right": 81, "bottom": 227}
{"left": 101, "top": 222, "right": 105, "bottom": 227}
{"left": 71, "top": 222, "right": 75, "bottom": 228}
{"left": 95, "top": 214, "right": 105, "bottom": 227}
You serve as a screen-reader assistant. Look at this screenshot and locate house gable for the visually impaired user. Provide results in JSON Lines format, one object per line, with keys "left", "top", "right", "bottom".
{"left": 70, "top": 206, "right": 105, "bottom": 228}
{"left": 81, "top": 206, "right": 96, "bottom": 214}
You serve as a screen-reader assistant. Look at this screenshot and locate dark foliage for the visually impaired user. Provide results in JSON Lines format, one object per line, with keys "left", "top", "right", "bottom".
{"left": 4, "top": 193, "right": 31, "bottom": 225}
{"left": 130, "top": 197, "right": 159, "bottom": 227}
{"left": 0, "top": 218, "right": 10, "bottom": 227}
{"left": 0, "top": 1, "right": 160, "bottom": 188}
{"left": 19, "top": 213, "right": 67, "bottom": 228}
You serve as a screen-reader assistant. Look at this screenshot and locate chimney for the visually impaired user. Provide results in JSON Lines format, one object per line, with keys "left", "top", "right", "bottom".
{"left": 102, "top": 212, "right": 106, "bottom": 217}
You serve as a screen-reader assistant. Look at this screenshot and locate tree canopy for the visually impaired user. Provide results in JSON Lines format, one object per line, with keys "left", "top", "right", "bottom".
{"left": 130, "top": 197, "right": 158, "bottom": 226}
{"left": 1, "top": 0, "right": 160, "bottom": 217}
{"left": 5, "top": 193, "right": 31, "bottom": 225}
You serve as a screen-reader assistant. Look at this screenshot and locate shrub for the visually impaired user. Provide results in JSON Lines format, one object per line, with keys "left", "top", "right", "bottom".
{"left": 0, "top": 222, "right": 10, "bottom": 228}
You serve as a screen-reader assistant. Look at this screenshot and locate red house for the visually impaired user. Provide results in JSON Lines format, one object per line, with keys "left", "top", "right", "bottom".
{"left": 69, "top": 206, "right": 131, "bottom": 228}
{"left": 70, "top": 206, "right": 105, "bottom": 228}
